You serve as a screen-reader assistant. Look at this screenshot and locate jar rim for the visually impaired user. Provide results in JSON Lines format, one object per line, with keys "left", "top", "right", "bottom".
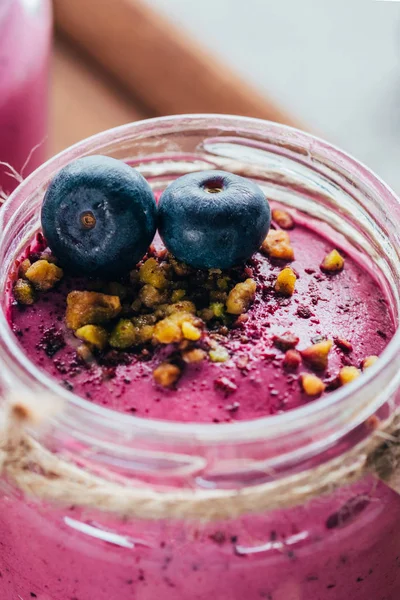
{"left": 1, "top": 114, "right": 400, "bottom": 452}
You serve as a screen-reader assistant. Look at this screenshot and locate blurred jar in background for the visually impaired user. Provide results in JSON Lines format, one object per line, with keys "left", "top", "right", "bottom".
{"left": 0, "top": 0, "right": 52, "bottom": 195}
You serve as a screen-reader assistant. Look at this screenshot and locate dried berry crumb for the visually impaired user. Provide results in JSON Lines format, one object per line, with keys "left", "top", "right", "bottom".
{"left": 37, "top": 327, "right": 66, "bottom": 357}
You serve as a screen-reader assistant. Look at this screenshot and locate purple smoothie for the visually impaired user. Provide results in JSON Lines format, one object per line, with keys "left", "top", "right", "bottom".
{"left": 0, "top": 0, "right": 51, "bottom": 195}
{"left": 1, "top": 201, "right": 400, "bottom": 600}
{"left": 9, "top": 215, "right": 392, "bottom": 422}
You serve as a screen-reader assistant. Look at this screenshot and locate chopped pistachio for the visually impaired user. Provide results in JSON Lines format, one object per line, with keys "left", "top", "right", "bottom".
{"left": 139, "top": 284, "right": 167, "bottom": 308}
{"left": 226, "top": 279, "right": 257, "bottom": 315}
{"left": 165, "top": 301, "right": 196, "bottom": 316}
{"left": 66, "top": 291, "right": 121, "bottom": 330}
{"left": 169, "top": 255, "right": 192, "bottom": 277}
{"left": 13, "top": 278, "right": 36, "bottom": 305}
{"left": 209, "top": 345, "right": 229, "bottom": 363}
{"left": 75, "top": 325, "right": 109, "bottom": 350}
{"left": 217, "top": 276, "right": 230, "bottom": 291}
{"left": 25, "top": 260, "right": 63, "bottom": 291}
{"left": 109, "top": 319, "right": 137, "bottom": 349}
{"left": 320, "top": 249, "right": 344, "bottom": 273}
{"left": 153, "top": 363, "right": 181, "bottom": 387}
{"left": 171, "top": 289, "right": 186, "bottom": 303}
{"left": 131, "top": 298, "right": 142, "bottom": 313}
{"left": 362, "top": 355, "right": 379, "bottom": 370}
{"left": 301, "top": 373, "right": 326, "bottom": 396}
{"left": 210, "top": 302, "right": 225, "bottom": 319}
{"left": 339, "top": 366, "right": 361, "bottom": 385}
{"left": 139, "top": 258, "right": 168, "bottom": 289}
{"left": 274, "top": 267, "right": 296, "bottom": 296}
{"left": 261, "top": 230, "right": 294, "bottom": 261}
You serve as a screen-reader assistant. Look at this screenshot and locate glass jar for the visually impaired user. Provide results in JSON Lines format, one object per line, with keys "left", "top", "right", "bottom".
{"left": 0, "top": 0, "right": 52, "bottom": 195}
{"left": 0, "top": 115, "right": 400, "bottom": 600}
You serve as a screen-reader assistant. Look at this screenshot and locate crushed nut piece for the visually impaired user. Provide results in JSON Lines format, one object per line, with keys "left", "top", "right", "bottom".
{"left": 75, "top": 325, "right": 109, "bottom": 350}
{"left": 181, "top": 321, "right": 202, "bottom": 341}
{"left": 153, "top": 363, "right": 181, "bottom": 387}
{"left": 214, "top": 377, "right": 237, "bottom": 394}
{"left": 339, "top": 366, "right": 360, "bottom": 385}
{"left": 301, "top": 339, "right": 332, "bottom": 371}
{"left": 210, "top": 302, "right": 225, "bottom": 318}
{"left": 25, "top": 260, "right": 63, "bottom": 291}
{"left": 18, "top": 258, "right": 31, "bottom": 278}
{"left": 109, "top": 319, "right": 137, "bottom": 349}
{"left": 171, "top": 289, "right": 186, "bottom": 303}
{"left": 76, "top": 343, "right": 93, "bottom": 362}
{"left": 139, "top": 258, "right": 168, "bottom": 289}
{"left": 153, "top": 311, "right": 196, "bottom": 344}
{"left": 169, "top": 255, "right": 192, "bottom": 277}
{"left": 261, "top": 230, "right": 294, "bottom": 261}
{"left": 301, "top": 373, "right": 326, "bottom": 396}
{"left": 334, "top": 338, "right": 353, "bottom": 353}
{"left": 139, "top": 284, "right": 168, "bottom": 308}
{"left": 182, "top": 348, "right": 206, "bottom": 363}
{"left": 320, "top": 250, "right": 344, "bottom": 273}
{"left": 273, "top": 332, "right": 299, "bottom": 351}
{"left": 275, "top": 267, "right": 296, "bottom": 296}
{"left": 209, "top": 345, "right": 230, "bottom": 363}
{"left": 283, "top": 349, "right": 301, "bottom": 370}
{"left": 272, "top": 208, "right": 294, "bottom": 230}
{"left": 13, "top": 278, "right": 36, "bottom": 305}
{"left": 66, "top": 291, "right": 121, "bottom": 330}
{"left": 362, "top": 355, "right": 379, "bottom": 370}
{"left": 226, "top": 278, "right": 257, "bottom": 315}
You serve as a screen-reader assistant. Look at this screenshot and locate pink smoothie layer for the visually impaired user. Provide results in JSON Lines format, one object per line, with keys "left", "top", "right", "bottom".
{"left": 9, "top": 220, "right": 393, "bottom": 423}
{"left": 3, "top": 213, "right": 400, "bottom": 600}
{"left": 0, "top": 0, "right": 51, "bottom": 194}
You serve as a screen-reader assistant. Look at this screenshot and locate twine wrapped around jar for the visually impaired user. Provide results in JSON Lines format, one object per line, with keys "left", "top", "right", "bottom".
{"left": 0, "top": 394, "right": 399, "bottom": 522}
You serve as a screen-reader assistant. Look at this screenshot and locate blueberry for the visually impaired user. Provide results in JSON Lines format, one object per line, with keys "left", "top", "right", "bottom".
{"left": 41, "top": 156, "right": 157, "bottom": 278}
{"left": 158, "top": 171, "right": 270, "bottom": 269}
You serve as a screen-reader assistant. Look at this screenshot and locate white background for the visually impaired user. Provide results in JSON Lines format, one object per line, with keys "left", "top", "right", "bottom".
{"left": 148, "top": 0, "right": 400, "bottom": 193}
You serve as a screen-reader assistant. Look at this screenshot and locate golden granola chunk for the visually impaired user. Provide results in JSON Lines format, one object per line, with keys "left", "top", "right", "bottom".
{"left": 109, "top": 319, "right": 137, "bottom": 349}
{"left": 75, "top": 325, "right": 109, "bottom": 350}
{"left": 301, "top": 373, "right": 326, "bottom": 396}
{"left": 362, "top": 355, "right": 379, "bottom": 370}
{"left": 226, "top": 279, "right": 257, "bottom": 315}
{"left": 182, "top": 348, "right": 206, "bottom": 363}
{"left": 153, "top": 363, "right": 181, "bottom": 387}
{"left": 18, "top": 258, "right": 31, "bottom": 278}
{"left": 25, "top": 260, "right": 63, "bottom": 291}
{"left": 66, "top": 291, "right": 121, "bottom": 330}
{"left": 181, "top": 321, "right": 202, "bottom": 341}
{"left": 301, "top": 339, "right": 332, "bottom": 371}
{"left": 261, "top": 230, "right": 294, "bottom": 261}
{"left": 339, "top": 366, "right": 360, "bottom": 385}
{"left": 320, "top": 250, "right": 344, "bottom": 273}
{"left": 271, "top": 208, "right": 294, "bottom": 230}
{"left": 274, "top": 267, "right": 296, "bottom": 296}
{"left": 139, "top": 258, "right": 168, "bottom": 289}
{"left": 13, "top": 278, "right": 36, "bottom": 305}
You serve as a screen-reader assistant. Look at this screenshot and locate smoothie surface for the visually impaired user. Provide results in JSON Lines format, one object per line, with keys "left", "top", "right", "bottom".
{"left": 8, "top": 213, "right": 393, "bottom": 423}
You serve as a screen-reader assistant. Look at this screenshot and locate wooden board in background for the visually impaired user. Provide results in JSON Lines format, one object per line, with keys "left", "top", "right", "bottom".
{"left": 53, "top": 0, "right": 300, "bottom": 128}
{"left": 50, "top": 36, "right": 148, "bottom": 156}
